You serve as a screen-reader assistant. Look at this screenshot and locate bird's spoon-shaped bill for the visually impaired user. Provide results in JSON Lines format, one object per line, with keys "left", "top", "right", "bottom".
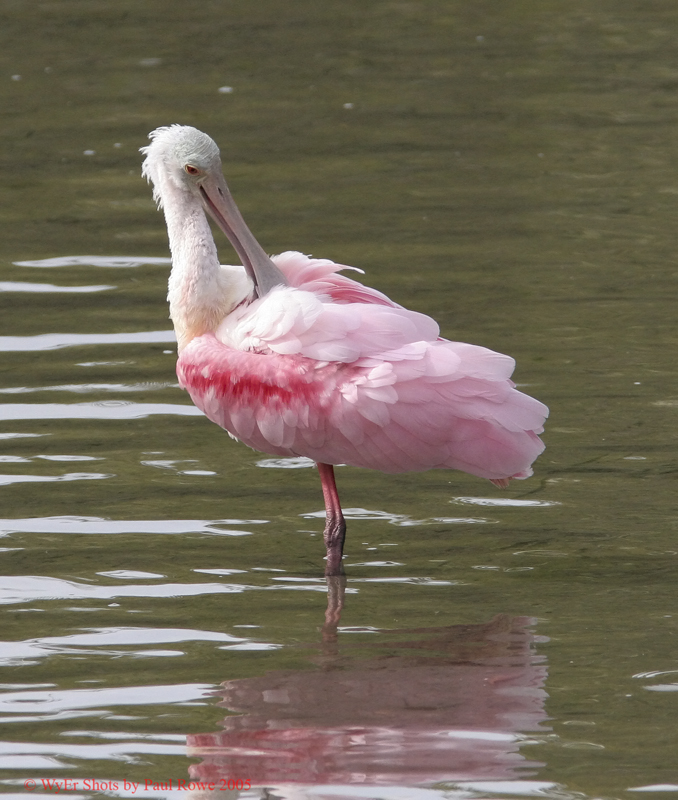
{"left": 198, "top": 171, "right": 288, "bottom": 297}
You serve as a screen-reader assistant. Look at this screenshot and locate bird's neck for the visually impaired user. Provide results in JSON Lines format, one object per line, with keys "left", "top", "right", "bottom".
{"left": 163, "top": 191, "right": 242, "bottom": 352}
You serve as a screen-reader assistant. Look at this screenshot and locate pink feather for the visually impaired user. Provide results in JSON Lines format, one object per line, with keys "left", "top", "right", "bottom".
{"left": 177, "top": 252, "right": 547, "bottom": 482}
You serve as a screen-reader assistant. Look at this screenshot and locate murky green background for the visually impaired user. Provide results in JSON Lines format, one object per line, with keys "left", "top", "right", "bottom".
{"left": 1, "top": 0, "right": 678, "bottom": 797}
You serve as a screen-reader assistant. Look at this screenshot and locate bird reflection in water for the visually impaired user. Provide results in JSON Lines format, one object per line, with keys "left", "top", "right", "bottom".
{"left": 187, "top": 578, "right": 548, "bottom": 794}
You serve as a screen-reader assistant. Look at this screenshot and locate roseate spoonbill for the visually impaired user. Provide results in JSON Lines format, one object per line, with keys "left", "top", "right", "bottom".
{"left": 141, "top": 125, "right": 548, "bottom": 575}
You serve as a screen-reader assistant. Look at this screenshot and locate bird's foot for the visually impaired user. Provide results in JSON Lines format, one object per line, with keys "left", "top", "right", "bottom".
{"left": 323, "top": 516, "right": 346, "bottom": 577}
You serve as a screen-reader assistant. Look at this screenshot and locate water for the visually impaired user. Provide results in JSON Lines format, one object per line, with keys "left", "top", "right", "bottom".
{"left": 1, "top": 0, "right": 678, "bottom": 796}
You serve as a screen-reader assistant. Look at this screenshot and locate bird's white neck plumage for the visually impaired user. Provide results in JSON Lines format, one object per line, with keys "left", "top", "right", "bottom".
{"left": 159, "top": 178, "right": 252, "bottom": 352}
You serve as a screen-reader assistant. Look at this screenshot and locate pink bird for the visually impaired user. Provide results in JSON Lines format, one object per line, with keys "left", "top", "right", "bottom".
{"left": 141, "top": 125, "right": 548, "bottom": 575}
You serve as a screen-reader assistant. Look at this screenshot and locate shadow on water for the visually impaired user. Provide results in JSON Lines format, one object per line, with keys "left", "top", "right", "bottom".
{"left": 187, "top": 578, "right": 548, "bottom": 794}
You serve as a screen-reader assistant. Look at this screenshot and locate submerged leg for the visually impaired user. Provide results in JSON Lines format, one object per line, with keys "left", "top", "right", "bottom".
{"left": 317, "top": 462, "right": 346, "bottom": 576}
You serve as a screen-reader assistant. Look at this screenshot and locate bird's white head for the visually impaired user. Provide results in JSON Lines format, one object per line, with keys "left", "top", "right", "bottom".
{"left": 141, "top": 125, "right": 222, "bottom": 209}
{"left": 141, "top": 125, "right": 288, "bottom": 299}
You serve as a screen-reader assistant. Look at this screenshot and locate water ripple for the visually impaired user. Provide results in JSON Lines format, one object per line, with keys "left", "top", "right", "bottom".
{"left": 0, "top": 473, "right": 111, "bottom": 487}
{"left": 0, "top": 576, "right": 249, "bottom": 604}
{"left": 453, "top": 497, "right": 559, "bottom": 508}
{"left": 348, "top": 577, "right": 458, "bottom": 586}
{"left": 0, "top": 516, "right": 263, "bottom": 536}
{"left": 0, "top": 330, "right": 175, "bottom": 352}
{"left": 0, "top": 682, "right": 212, "bottom": 716}
{"left": 0, "top": 740, "right": 187, "bottom": 770}
{"left": 257, "top": 457, "right": 316, "bottom": 469}
{"left": 0, "top": 402, "right": 201, "bottom": 421}
{"left": 453, "top": 781, "right": 563, "bottom": 797}
{"left": 14, "top": 256, "right": 172, "bottom": 269}
{"left": 0, "top": 627, "right": 252, "bottom": 666}
{"left": 302, "top": 507, "right": 494, "bottom": 526}
{"left": 0, "top": 627, "right": 252, "bottom": 667}
{"left": 0, "top": 281, "right": 114, "bottom": 293}
{"left": 0, "top": 382, "right": 175, "bottom": 395}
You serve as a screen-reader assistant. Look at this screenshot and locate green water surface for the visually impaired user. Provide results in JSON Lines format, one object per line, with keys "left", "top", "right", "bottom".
{"left": 1, "top": 1, "right": 677, "bottom": 797}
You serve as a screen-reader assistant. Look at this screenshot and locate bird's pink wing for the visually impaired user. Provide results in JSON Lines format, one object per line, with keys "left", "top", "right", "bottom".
{"left": 179, "top": 276, "right": 547, "bottom": 481}
{"left": 214, "top": 285, "right": 439, "bottom": 363}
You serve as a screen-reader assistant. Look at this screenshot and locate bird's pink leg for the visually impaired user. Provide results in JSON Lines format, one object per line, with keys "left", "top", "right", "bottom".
{"left": 317, "top": 462, "right": 346, "bottom": 576}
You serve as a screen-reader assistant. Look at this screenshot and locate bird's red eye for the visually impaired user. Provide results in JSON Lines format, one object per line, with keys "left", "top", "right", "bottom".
{"left": 185, "top": 165, "right": 200, "bottom": 176}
